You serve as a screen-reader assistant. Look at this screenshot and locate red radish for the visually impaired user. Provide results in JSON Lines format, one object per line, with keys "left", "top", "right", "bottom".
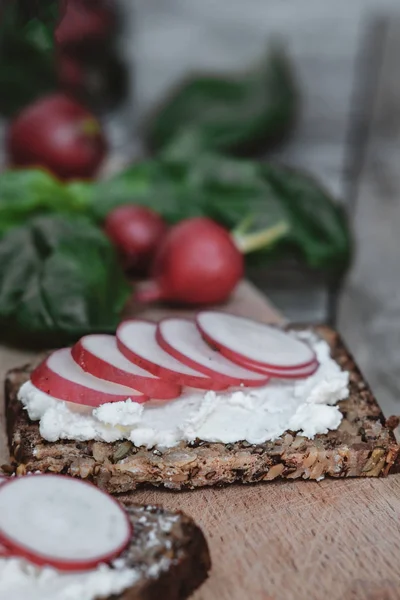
{"left": 117, "top": 320, "right": 227, "bottom": 390}
{"left": 136, "top": 217, "right": 244, "bottom": 305}
{"left": 156, "top": 318, "right": 269, "bottom": 387}
{"left": 7, "top": 94, "right": 107, "bottom": 180}
{"left": 31, "top": 348, "right": 148, "bottom": 407}
{"left": 105, "top": 206, "right": 168, "bottom": 275}
{"left": 0, "top": 475, "right": 131, "bottom": 571}
{"left": 58, "top": 53, "right": 85, "bottom": 91}
{"left": 219, "top": 351, "right": 319, "bottom": 379}
{"left": 56, "top": 0, "right": 115, "bottom": 50}
{"left": 0, "top": 543, "right": 13, "bottom": 558}
{"left": 196, "top": 311, "right": 316, "bottom": 370}
{"left": 72, "top": 334, "right": 181, "bottom": 399}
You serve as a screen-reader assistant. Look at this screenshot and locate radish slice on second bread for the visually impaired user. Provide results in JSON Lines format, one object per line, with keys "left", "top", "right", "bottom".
{"left": 0, "top": 475, "right": 131, "bottom": 571}
{"left": 157, "top": 318, "right": 269, "bottom": 387}
{"left": 197, "top": 311, "right": 316, "bottom": 370}
{"left": 72, "top": 334, "right": 181, "bottom": 400}
{"left": 117, "top": 320, "right": 227, "bottom": 390}
{"left": 31, "top": 348, "right": 148, "bottom": 407}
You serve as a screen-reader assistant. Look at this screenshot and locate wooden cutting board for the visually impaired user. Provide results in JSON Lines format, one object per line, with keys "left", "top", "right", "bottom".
{"left": 1, "top": 281, "right": 400, "bottom": 600}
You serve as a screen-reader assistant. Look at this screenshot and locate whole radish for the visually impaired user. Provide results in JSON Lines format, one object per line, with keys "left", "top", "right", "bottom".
{"left": 7, "top": 94, "right": 107, "bottom": 180}
{"left": 105, "top": 205, "right": 168, "bottom": 275}
{"left": 136, "top": 217, "right": 244, "bottom": 305}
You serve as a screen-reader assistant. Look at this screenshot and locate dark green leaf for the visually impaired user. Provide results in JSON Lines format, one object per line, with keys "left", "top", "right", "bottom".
{"left": 146, "top": 45, "right": 298, "bottom": 156}
{"left": 261, "top": 163, "right": 352, "bottom": 271}
{"left": 0, "top": 2, "right": 58, "bottom": 116}
{"left": 0, "top": 216, "right": 131, "bottom": 347}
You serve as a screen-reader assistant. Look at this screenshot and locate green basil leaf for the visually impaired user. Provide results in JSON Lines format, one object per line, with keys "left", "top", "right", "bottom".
{"left": 146, "top": 45, "right": 298, "bottom": 156}
{"left": 0, "top": 216, "right": 131, "bottom": 347}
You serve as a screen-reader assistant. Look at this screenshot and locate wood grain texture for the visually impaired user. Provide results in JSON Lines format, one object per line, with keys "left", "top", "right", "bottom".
{"left": 338, "top": 17, "right": 400, "bottom": 421}
{"left": 1, "top": 280, "right": 400, "bottom": 599}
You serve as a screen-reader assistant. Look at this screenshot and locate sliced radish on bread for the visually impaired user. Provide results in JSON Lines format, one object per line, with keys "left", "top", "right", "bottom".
{"left": 31, "top": 348, "right": 148, "bottom": 407}
{"left": 197, "top": 311, "right": 316, "bottom": 370}
{"left": 0, "top": 475, "right": 131, "bottom": 571}
{"left": 157, "top": 318, "right": 269, "bottom": 387}
{"left": 0, "top": 542, "right": 13, "bottom": 557}
{"left": 117, "top": 320, "right": 227, "bottom": 390}
{"left": 222, "top": 353, "right": 319, "bottom": 379}
{"left": 72, "top": 334, "right": 181, "bottom": 400}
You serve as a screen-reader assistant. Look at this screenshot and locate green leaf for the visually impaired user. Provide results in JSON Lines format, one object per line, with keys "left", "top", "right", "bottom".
{"left": 0, "top": 2, "right": 58, "bottom": 116}
{"left": 261, "top": 164, "right": 352, "bottom": 271}
{"left": 146, "top": 45, "right": 298, "bottom": 156}
{"left": 0, "top": 169, "right": 89, "bottom": 237}
{"left": 90, "top": 160, "right": 190, "bottom": 223}
{"left": 0, "top": 216, "right": 131, "bottom": 347}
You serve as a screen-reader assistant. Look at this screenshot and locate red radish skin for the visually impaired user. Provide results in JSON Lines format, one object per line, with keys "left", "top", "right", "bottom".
{"left": 156, "top": 318, "right": 269, "bottom": 387}
{"left": 32, "top": 348, "right": 148, "bottom": 407}
{"left": 0, "top": 475, "right": 131, "bottom": 571}
{"left": 196, "top": 311, "right": 316, "bottom": 370}
{"left": 214, "top": 346, "right": 319, "bottom": 379}
{"left": 105, "top": 206, "right": 168, "bottom": 275}
{"left": 56, "top": 0, "right": 115, "bottom": 49}
{"left": 117, "top": 320, "right": 228, "bottom": 391}
{"left": 72, "top": 334, "right": 181, "bottom": 399}
{"left": 7, "top": 94, "right": 107, "bottom": 180}
{"left": 136, "top": 217, "right": 244, "bottom": 305}
{"left": 58, "top": 53, "right": 85, "bottom": 91}
{"left": 0, "top": 543, "right": 13, "bottom": 558}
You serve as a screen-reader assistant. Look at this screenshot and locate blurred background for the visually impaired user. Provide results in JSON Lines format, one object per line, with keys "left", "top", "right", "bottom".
{"left": 1, "top": 0, "right": 400, "bottom": 415}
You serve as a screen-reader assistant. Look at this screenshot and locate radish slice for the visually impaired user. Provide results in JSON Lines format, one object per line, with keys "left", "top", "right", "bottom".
{"left": 72, "top": 335, "right": 181, "bottom": 400}
{"left": 117, "top": 320, "right": 227, "bottom": 390}
{"left": 0, "top": 475, "right": 132, "bottom": 571}
{"left": 31, "top": 348, "right": 148, "bottom": 407}
{"left": 157, "top": 318, "right": 270, "bottom": 387}
{"left": 221, "top": 351, "right": 319, "bottom": 379}
{"left": 197, "top": 311, "right": 316, "bottom": 370}
{"left": 0, "top": 542, "right": 13, "bottom": 558}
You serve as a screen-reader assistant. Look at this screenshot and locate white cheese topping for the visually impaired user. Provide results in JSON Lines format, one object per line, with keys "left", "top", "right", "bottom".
{"left": 18, "top": 332, "right": 349, "bottom": 448}
{"left": 0, "top": 558, "right": 139, "bottom": 600}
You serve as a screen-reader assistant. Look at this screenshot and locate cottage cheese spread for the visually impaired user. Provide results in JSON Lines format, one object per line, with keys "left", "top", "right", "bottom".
{"left": 18, "top": 332, "right": 349, "bottom": 449}
{"left": 0, "top": 558, "right": 139, "bottom": 600}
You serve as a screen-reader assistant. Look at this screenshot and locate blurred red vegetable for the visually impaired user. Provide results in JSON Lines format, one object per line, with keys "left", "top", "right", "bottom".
{"left": 56, "top": 0, "right": 116, "bottom": 50}
{"left": 7, "top": 94, "right": 107, "bottom": 180}
{"left": 136, "top": 217, "right": 244, "bottom": 306}
{"left": 105, "top": 205, "right": 168, "bottom": 276}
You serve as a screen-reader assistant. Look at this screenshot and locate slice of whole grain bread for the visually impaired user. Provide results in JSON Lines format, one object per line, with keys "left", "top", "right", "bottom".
{"left": 0, "top": 497, "right": 210, "bottom": 600}
{"left": 4, "top": 326, "right": 400, "bottom": 493}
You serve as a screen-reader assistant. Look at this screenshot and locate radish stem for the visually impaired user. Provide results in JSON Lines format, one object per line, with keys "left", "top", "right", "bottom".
{"left": 233, "top": 220, "right": 289, "bottom": 254}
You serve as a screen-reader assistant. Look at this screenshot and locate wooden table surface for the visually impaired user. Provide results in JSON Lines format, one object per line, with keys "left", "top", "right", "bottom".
{"left": 1, "top": 280, "right": 400, "bottom": 600}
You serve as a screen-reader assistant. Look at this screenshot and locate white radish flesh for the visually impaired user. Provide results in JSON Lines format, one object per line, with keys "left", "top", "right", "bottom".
{"left": 72, "top": 335, "right": 181, "bottom": 400}
{"left": 0, "top": 475, "right": 131, "bottom": 571}
{"left": 117, "top": 320, "right": 227, "bottom": 390}
{"left": 157, "top": 318, "right": 269, "bottom": 387}
{"left": 197, "top": 311, "right": 316, "bottom": 369}
{"left": 31, "top": 348, "right": 148, "bottom": 407}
